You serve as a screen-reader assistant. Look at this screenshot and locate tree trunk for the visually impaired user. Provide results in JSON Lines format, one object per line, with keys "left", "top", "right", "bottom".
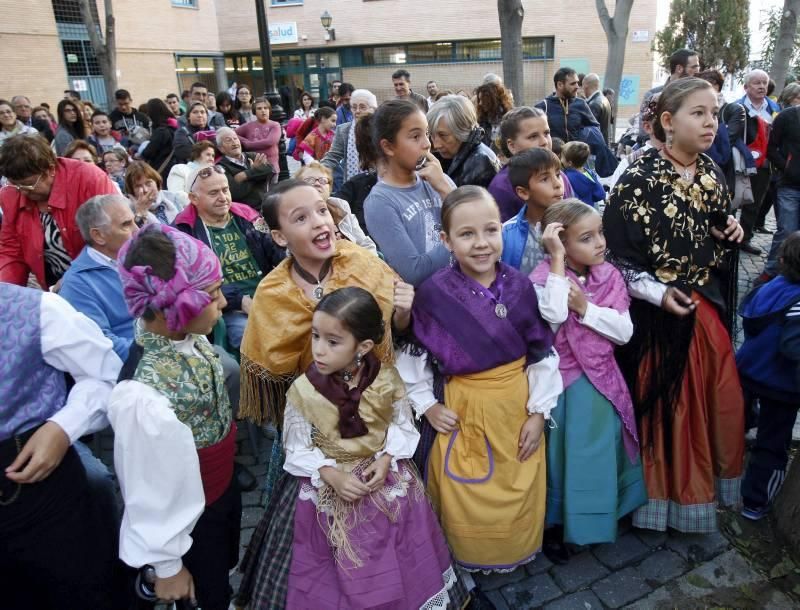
{"left": 775, "top": 455, "right": 800, "bottom": 549}
{"left": 498, "top": 0, "right": 525, "bottom": 105}
{"left": 595, "top": 0, "right": 634, "bottom": 138}
{"left": 78, "top": 0, "right": 118, "bottom": 110}
{"left": 770, "top": 0, "right": 800, "bottom": 97}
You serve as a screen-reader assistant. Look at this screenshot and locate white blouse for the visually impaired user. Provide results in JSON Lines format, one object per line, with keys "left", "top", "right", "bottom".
{"left": 282, "top": 394, "right": 420, "bottom": 488}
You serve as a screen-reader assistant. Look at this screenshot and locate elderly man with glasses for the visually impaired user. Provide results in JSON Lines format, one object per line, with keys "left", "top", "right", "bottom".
{"left": 215, "top": 127, "right": 275, "bottom": 211}
{"left": 174, "top": 164, "right": 285, "bottom": 350}
{"left": 0, "top": 134, "right": 116, "bottom": 290}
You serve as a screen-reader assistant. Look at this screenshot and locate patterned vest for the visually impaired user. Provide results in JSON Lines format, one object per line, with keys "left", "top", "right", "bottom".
{"left": 132, "top": 331, "right": 231, "bottom": 448}
{"left": 0, "top": 284, "right": 67, "bottom": 441}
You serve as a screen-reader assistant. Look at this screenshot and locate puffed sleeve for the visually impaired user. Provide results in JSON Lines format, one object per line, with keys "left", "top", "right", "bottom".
{"left": 525, "top": 351, "right": 563, "bottom": 419}
{"left": 580, "top": 304, "right": 634, "bottom": 345}
{"left": 534, "top": 273, "right": 569, "bottom": 327}
{"left": 375, "top": 397, "right": 420, "bottom": 471}
{"left": 108, "top": 381, "right": 205, "bottom": 579}
{"left": 282, "top": 400, "right": 337, "bottom": 488}
{"left": 395, "top": 349, "right": 437, "bottom": 418}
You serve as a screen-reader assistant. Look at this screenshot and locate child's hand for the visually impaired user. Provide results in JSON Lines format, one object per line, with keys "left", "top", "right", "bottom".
{"left": 392, "top": 279, "right": 414, "bottom": 331}
{"left": 424, "top": 403, "right": 459, "bottom": 434}
{"left": 417, "top": 153, "right": 453, "bottom": 197}
{"left": 518, "top": 413, "right": 545, "bottom": 461}
{"left": 541, "top": 223, "right": 566, "bottom": 259}
{"left": 363, "top": 454, "right": 393, "bottom": 492}
{"left": 567, "top": 279, "right": 588, "bottom": 317}
{"left": 154, "top": 566, "right": 195, "bottom": 604}
{"left": 320, "top": 465, "right": 370, "bottom": 502}
{"left": 661, "top": 286, "right": 697, "bottom": 317}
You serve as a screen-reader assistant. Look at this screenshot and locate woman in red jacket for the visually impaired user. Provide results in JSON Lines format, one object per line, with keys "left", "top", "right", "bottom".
{"left": 0, "top": 134, "right": 117, "bottom": 289}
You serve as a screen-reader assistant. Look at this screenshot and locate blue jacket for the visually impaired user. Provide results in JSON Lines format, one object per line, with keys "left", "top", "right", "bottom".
{"left": 59, "top": 247, "right": 134, "bottom": 361}
{"left": 336, "top": 105, "right": 353, "bottom": 126}
{"left": 562, "top": 168, "right": 605, "bottom": 207}
{"left": 736, "top": 275, "right": 800, "bottom": 402}
{"left": 501, "top": 204, "right": 532, "bottom": 270}
{"left": 737, "top": 95, "right": 781, "bottom": 118}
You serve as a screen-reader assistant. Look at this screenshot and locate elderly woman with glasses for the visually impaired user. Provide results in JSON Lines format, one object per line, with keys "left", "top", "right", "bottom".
{"left": 0, "top": 134, "right": 117, "bottom": 289}
{"left": 0, "top": 99, "right": 38, "bottom": 147}
{"left": 428, "top": 94, "right": 501, "bottom": 188}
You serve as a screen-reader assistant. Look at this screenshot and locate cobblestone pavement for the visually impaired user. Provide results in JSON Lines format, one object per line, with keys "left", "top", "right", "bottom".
{"left": 98, "top": 211, "right": 797, "bottom": 608}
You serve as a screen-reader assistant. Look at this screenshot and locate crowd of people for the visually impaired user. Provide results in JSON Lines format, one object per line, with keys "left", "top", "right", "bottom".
{"left": 2, "top": 48, "right": 800, "bottom": 610}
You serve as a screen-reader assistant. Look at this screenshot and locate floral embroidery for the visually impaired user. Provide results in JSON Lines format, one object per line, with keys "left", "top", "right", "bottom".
{"left": 133, "top": 331, "right": 231, "bottom": 448}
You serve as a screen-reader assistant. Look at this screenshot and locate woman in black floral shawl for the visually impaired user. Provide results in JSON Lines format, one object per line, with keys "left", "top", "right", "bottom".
{"left": 604, "top": 78, "right": 745, "bottom": 534}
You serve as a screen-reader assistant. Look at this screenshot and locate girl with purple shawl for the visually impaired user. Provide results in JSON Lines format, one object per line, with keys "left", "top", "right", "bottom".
{"left": 530, "top": 200, "right": 646, "bottom": 557}
{"left": 398, "top": 186, "right": 561, "bottom": 574}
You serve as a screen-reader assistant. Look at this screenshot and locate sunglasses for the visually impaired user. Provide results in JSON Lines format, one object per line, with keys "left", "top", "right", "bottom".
{"left": 4, "top": 173, "right": 44, "bottom": 193}
{"left": 189, "top": 165, "right": 225, "bottom": 191}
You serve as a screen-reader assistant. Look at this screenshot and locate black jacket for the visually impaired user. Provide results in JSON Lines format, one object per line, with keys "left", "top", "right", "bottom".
{"left": 587, "top": 92, "right": 612, "bottom": 144}
{"left": 335, "top": 171, "right": 378, "bottom": 232}
{"left": 535, "top": 94, "right": 600, "bottom": 142}
{"left": 141, "top": 125, "right": 176, "bottom": 180}
{"left": 216, "top": 154, "right": 275, "bottom": 211}
{"left": 768, "top": 105, "right": 800, "bottom": 187}
{"left": 435, "top": 127, "right": 500, "bottom": 189}
{"left": 173, "top": 203, "right": 285, "bottom": 312}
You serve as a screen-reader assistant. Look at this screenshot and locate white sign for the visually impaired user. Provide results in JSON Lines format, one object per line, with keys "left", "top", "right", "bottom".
{"left": 632, "top": 30, "right": 650, "bottom": 42}
{"left": 72, "top": 79, "right": 88, "bottom": 92}
{"left": 270, "top": 22, "right": 298, "bottom": 45}
{"left": 66, "top": 53, "right": 79, "bottom": 63}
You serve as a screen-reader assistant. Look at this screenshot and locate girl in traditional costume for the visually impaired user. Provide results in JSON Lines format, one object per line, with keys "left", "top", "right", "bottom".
{"left": 529, "top": 200, "right": 647, "bottom": 561}
{"left": 604, "top": 77, "right": 746, "bottom": 533}
{"left": 399, "top": 185, "right": 561, "bottom": 574}
{"left": 238, "top": 287, "right": 456, "bottom": 609}
{"left": 109, "top": 224, "right": 239, "bottom": 609}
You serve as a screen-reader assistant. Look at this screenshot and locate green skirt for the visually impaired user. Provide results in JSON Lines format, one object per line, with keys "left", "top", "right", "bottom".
{"left": 545, "top": 374, "right": 647, "bottom": 545}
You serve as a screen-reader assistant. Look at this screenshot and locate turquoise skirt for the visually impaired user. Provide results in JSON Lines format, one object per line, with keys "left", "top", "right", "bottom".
{"left": 545, "top": 374, "right": 647, "bottom": 545}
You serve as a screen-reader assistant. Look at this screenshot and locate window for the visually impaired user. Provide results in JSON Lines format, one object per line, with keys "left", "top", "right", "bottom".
{"left": 406, "top": 42, "right": 453, "bottom": 64}
{"left": 455, "top": 40, "right": 502, "bottom": 62}
{"left": 62, "top": 40, "right": 101, "bottom": 77}
{"left": 271, "top": 0, "right": 302, "bottom": 5}
{"left": 172, "top": 0, "right": 198, "bottom": 6}
{"left": 363, "top": 46, "right": 407, "bottom": 65}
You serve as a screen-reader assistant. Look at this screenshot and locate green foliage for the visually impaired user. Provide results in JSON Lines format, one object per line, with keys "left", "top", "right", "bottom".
{"left": 654, "top": 0, "right": 750, "bottom": 74}
{"left": 755, "top": 6, "right": 800, "bottom": 80}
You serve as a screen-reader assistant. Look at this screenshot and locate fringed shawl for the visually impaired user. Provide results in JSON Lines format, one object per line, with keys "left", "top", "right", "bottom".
{"left": 239, "top": 240, "right": 396, "bottom": 425}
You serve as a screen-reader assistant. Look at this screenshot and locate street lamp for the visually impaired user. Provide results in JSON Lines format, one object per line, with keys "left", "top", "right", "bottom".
{"left": 254, "top": 0, "right": 289, "bottom": 179}
{"left": 320, "top": 10, "right": 335, "bottom": 41}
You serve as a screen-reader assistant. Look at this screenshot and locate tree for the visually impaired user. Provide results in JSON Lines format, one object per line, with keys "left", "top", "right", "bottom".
{"left": 654, "top": 0, "right": 749, "bottom": 75}
{"left": 77, "top": 0, "right": 117, "bottom": 110}
{"left": 595, "top": 0, "right": 634, "bottom": 132}
{"left": 769, "top": 0, "right": 800, "bottom": 96}
{"left": 498, "top": 0, "right": 525, "bottom": 105}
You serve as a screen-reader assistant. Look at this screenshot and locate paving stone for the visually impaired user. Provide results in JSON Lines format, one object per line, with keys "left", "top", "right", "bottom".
{"left": 593, "top": 533, "right": 651, "bottom": 569}
{"left": 240, "top": 505, "right": 264, "bottom": 529}
{"left": 500, "top": 573, "right": 563, "bottom": 609}
{"left": 665, "top": 530, "right": 729, "bottom": 563}
{"left": 544, "top": 590, "right": 604, "bottom": 610}
{"left": 241, "top": 489, "right": 263, "bottom": 508}
{"left": 591, "top": 567, "right": 653, "bottom": 608}
{"left": 634, "top": 529, "right": 668, "bottom": 548}
{"left": 550, "top": 551, "right": 609, "bottom": 593}
{"left": 474, "top": 566, "right": 527, "bottom": 591}
{"left": 635, "top": 549, "right": 689, "bottom": 586}
{"left": 229, "top": 570, "right": 243, "bottom": 593}
{"left": 525, "top": 553, "right": 553, "bottom": 576}
{"left": 485, "top": 590, "right": 511, "bottom": 610}
{"left": 234, "top": 454, "right": 256, "bottom": 466}
{"left": 240, "top": 526, "right": 255, "bottom": 547}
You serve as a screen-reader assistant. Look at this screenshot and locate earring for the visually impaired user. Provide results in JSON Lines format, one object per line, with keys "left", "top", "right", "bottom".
{"left": 354, "top": 352, "right": 363, "bottom": 368}
{"left": 449, "top": 251, "right": 456, "bottom": 267}
{"left": 666, "top": 131, "right": 673, "bottom": 149}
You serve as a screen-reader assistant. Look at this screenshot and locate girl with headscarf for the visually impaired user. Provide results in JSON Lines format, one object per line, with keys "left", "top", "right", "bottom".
{"left": 108, "top": 224, "right": 240, "bottom": 610}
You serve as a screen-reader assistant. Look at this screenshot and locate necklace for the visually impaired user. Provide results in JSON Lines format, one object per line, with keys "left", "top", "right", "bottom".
{"left": 468, "top": 271, "right": 508, "bottom": 318}
{"left": 293, "top": 257, "right": 333, "bottom": 300}
{"left": 662, "top": 147, "right": 697, "bottom": 182}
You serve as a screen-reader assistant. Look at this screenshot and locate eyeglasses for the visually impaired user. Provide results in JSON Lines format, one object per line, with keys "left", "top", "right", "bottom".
{"left": 4, "top": 173, "right": 44, "bottom": 193}
{"left": 189, "top": 165, "right": 225, "bottom": 191}
{"left": 302, "top": 176, "right": 330, "bottom": 186}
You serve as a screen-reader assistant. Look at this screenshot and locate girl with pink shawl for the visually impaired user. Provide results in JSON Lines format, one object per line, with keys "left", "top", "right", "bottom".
{"left": 529, "top": 199, "right": 647, "bottom": 560}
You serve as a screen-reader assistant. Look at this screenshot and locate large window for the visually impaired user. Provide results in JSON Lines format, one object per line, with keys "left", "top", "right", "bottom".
{"left": 172, "top": 0, "right": 198, "bottom": 7}
{"left": 342, "top": 37, "right": 554, "bottom": 67}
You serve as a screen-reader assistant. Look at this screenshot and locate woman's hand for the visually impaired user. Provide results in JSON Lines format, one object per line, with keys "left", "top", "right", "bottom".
{"left": 130, "top": 188, "right": 156, "bottom": 216}
{"left": 541, "top": 222, "right": 566, "bottom": 261}
{"left": 154, "top": 566, "right": 195, "bottom": 604}
{"left": 319, "top": 465, "right": 370, "bottom": 502}
{"left": 392, "top": 279, "right": 414, "bottom": 331}
{"left": 362, "top": 454, "right": 393, "bottom": 492}
{"left": 661, "top": 286, "right": 697, "bottom": 317}
{"left": 518, "top": 413, "right": 545, "bottom": 462}
{"left": 424, "top": 403, "right": 459, "bottom": 434}
{"left": 567, "top": 279, "right": 588, "bottom": 317}
{"left": 417, "top": 153, "right": 453, "bottom": 198}
{"left": 710, "top": 215, "right": 744, "bottom": 243}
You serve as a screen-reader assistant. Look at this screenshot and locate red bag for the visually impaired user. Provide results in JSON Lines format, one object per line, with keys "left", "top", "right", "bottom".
{"left": 747, "top": 116, "right": 769, "bottom": 169}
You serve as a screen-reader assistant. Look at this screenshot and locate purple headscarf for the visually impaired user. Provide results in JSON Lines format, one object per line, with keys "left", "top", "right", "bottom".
{"left": 117, "top": 224, "right": 223, "bottom": 332}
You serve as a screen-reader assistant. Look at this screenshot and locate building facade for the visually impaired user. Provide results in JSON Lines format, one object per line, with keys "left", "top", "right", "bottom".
{"left": 1, "top": 0, "right": 662, "bottom": 121}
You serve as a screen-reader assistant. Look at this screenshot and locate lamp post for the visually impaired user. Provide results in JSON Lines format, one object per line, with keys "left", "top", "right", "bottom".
{"left": 254, "top": 0, "right": 289, "bottom": 179}
{"left": 320, "top": 10, "right": 336, "bottom": 41}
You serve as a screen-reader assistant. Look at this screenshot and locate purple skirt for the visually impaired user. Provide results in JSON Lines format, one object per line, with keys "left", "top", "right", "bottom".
{"left": 286, "top": 462, "right": 455, "bottom": 609}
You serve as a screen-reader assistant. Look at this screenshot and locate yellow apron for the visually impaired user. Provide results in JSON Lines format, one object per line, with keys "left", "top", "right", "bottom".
{"left": 427, "top": 357, "right": 546, "bottom": 570}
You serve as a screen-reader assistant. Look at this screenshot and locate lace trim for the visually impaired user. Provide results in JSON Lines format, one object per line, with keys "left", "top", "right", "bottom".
{"left": 462, "top": 550, "right": 538, "bottom": 574}
{"left": 420, "top": 565, "right": 457, "bottom": 610}
{"left": 297, "top": 466, "right": 414, "bottom": 512}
